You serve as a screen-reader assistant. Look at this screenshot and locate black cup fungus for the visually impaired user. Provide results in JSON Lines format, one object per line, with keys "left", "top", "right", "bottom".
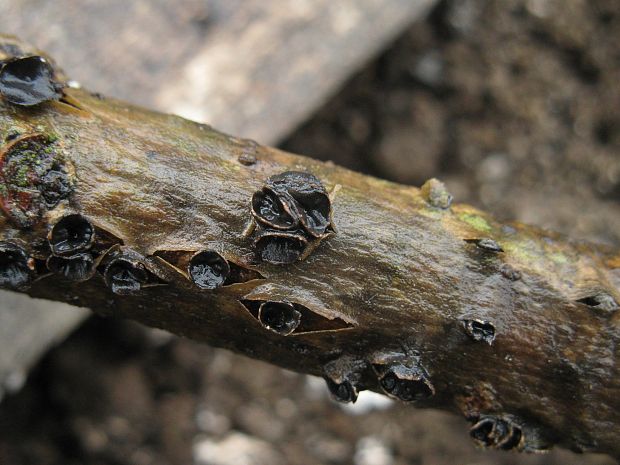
{"left": 258, "top": 301, "right": 301, "bottom": 335}
{"left": 0, "top": 56, "right": 62, "bottom": 106}
{"left": 0, "top": 241, "right": 34, "bottom": 289}
{"left": 188, "top": 250, "right": 230, "bottom": 290}
{"left": 48, "top": 214, "right": 94, "bottom": 256}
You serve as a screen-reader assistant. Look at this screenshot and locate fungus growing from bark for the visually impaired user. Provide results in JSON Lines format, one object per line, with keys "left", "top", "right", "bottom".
{"left": 325, "top": 377, "right": 357, "bottom": 403}
{"left": 155, "top": 249, "right": 263, "bottom": 286}
{"left": 462, "top": 319, "right": 496, "bottom": 345}
{"left": 375, "top": 362, "right": 435, "bottom": 402}
{"left": 250, "top": 171, "right": 334, "bottom": 264}
{"left": 0, "top": 241, "right": 34, "bottom": 289}
{"left": 104, "top": 256, "right": 149, "bottom": 295}
{"left": 251, "top": 188, "right": 298, "bottom": 230}
{"left": 470, "top": 416, "right": 523, "bottom": 450}
{"left": 323, "top": 356, "right": 365, "bottom": 403}
{"left": 240, "top": 299, "right": 353, "bottom": 334}
{"left": 258, "top": 301, "right": 301, "bottom": 335}
{"left": 188, "top": 250, "right": 230, "bottom": 290}
{"left": 254, "top": 230, "right": 307, "bottom": 265}
{"left": 266, "top": 171, "right": 331, "bottom": 237}
{"left": 47, "top": 252, "right": 95, "bottom": 282}
{"left": 0, "top": 56, "right": 62, "bottom": 106}
{"left": 48, "top": 214, "right": 94, "bottom": 256}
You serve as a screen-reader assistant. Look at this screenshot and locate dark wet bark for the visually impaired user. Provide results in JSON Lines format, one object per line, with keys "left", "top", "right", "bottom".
{"left": 0, "top": 35, "right": 619, "bottom": 460}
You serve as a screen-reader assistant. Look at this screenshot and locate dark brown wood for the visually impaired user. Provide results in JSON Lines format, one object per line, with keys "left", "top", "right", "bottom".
{"left": 0, "top": 53, "right": 618, "bottom": 458}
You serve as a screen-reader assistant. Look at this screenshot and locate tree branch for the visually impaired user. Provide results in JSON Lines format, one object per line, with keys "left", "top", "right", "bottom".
{"left": 0, "top": 35, "right": 619, "bottom": 460}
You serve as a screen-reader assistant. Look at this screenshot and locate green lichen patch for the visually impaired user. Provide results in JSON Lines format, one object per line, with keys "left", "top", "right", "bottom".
{"left": 458, "top": 211, "right": 492, "bottom": 233}
{"left": 0, "top": 134, "right": 74, "bottom": 228}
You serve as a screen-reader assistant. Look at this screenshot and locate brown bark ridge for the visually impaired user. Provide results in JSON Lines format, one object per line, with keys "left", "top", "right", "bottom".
{"left": 0, "top": 35, "right": 619, "bottom": 460}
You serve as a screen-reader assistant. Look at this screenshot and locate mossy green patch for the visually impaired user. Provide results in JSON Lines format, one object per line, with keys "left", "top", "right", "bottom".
{"left": 503, "top": 241, "right": 540, "bottom": 263}
{"left": 46, "top": 133, "right": 59, "bottom": 143}
{"left": 458, "top": 212, "right": 492, "bottom": 233}
{"left": 548, "top": 251, "right": 569, "bottom": 265}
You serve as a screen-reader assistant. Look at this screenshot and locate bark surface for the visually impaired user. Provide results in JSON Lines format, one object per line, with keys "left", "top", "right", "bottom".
{"left": 0, "top": 36, "right": 619, "bottom": 460}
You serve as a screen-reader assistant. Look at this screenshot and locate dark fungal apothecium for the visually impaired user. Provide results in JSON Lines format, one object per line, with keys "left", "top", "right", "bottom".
{"left": 45, "top": 216, "right": 125, "bottom": 282}
{"left": 376, "top": 363, "right": 435, "bottom": 402}
{"left": 258, "top": 301, "right": 301, "bottom": 335}
{"left": 104, "top": 254, "right": 149, "bottom": 295}
{"left": 323, "top": 356, "right": 366, "bottom": 404}
{"left": 252, "top": 188, "right": 297, "bottom": 230}
{"left": 370, "top": 352, "right": 435, "bottom": 403}
{"left": 47, "top": 252, "right": 95, "bottom": 282}
{"left": 470, "top": 416, "right": 523, "bottom": 450}
{"left": 240, "top": 299, "right": 353, "bottom": 334}
{"left": 250, "top": 171, "right": 334, "bottom": 265}
{"left": 325, "top": 377, "right": 357, "bottom": 403}
{"left": 0, "top": 55, "right": 62, "bottom": 106}
{"left": 188, "top": 250, "right": 230, "bottom": 290}
{"left": 48, "top": 214, "right": 94, "bottom": 256}
{"left": 462, "top": 319, "right": 496, "bottom": 345}
{"left": 154, "top": 249, "right": 263, "bottom": 288}
{"left": 254, "top": 231, "right": 307, "bottom": 265}
{"left": 0, "top": 241, "right": 34, "bottom": 289}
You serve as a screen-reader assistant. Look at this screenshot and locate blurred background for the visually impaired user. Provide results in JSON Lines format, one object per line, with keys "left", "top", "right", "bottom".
{"left": 0, "top": 0, "right": 619, "bottom": 464}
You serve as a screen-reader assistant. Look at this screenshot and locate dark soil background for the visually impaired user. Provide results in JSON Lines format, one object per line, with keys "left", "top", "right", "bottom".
{"left": 1, "top": 1, "right": 619, "bottom": 464}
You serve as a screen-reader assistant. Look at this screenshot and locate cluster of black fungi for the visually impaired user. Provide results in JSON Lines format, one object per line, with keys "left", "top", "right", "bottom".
{"left": 322, "top": 354, "right": 525, "bottom": 450}
{"left": 251, "top": 171, "right": 333, "bottom": 264}
{"left": 0, "top": 214, "right": 153, "bottom": 295}
{"left": 0, "top": 55, "right": 62, "bottom": 106}
{"left": 322, "top": 355, "right": 435, "bottom": 406}
{"left": 0, "top": 213, "right": 262, "bottom": 294}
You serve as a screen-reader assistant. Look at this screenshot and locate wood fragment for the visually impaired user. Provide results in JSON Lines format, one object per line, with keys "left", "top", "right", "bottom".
{"left": 0, "top": 36, "right": 619, "bottom": 459}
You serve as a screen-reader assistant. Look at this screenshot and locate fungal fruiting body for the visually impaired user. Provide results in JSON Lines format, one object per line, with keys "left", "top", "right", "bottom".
{"left": 47, "top": 252, "right": 95, "bottom": 282}
{"left": 470, "top": 416, "right": 524, "bottom": 451}
{"left": 48, "top": 214, "right": 94, "bottom": 256}
{"left": 257, "top": 301, "right": 301, "bottom": 335}
{"left": 323, "top": 356, "right": 366, "bottom": 403}
{"left": 251, "top": 171, "right": 334, "bottom": 264}
{"left": 0, "top": 55, "right": 62, "bottom": 106}
{"left": 104, "top": 255, "right": 149, "bottom": 295}
{"left": 188, "top": 250, "right": 230, "bottom": 289}
{"left": 0, "top": 241, "right": 34, "bottom": 289}
{"left": 371, "top": 353, "right": 435, "bottom": 403}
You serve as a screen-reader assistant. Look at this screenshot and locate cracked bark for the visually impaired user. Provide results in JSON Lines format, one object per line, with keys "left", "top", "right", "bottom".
{"left": 0, "top": 36, "right": 619, "bottom": 460}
